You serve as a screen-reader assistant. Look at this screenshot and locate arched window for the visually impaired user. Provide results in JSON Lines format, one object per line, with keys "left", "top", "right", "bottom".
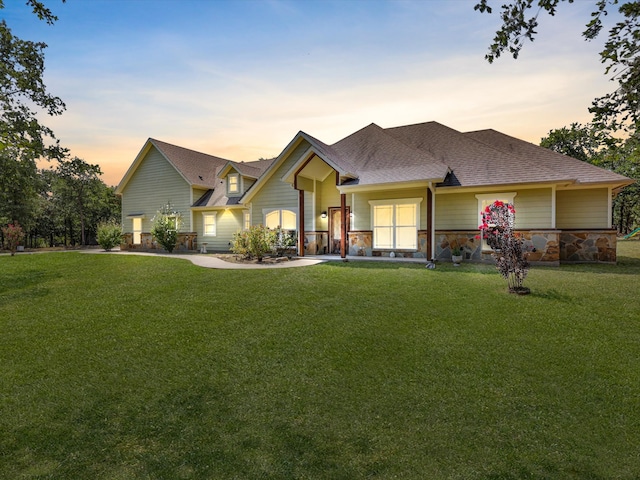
{"left": 264, "top": 209, "right": 297, "bottom": 230}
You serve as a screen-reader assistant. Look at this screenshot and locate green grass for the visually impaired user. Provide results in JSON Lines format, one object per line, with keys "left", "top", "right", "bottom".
{"left": 1, "top": 242, "right": 640, "bottom": 479}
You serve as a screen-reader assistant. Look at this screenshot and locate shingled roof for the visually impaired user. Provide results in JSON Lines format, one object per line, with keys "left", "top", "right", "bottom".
{"left": 149, "top": 138, "right": 232, "bottom": 188}
{"left": 463, "top": 129, "right": 633, "bottom": 189}
{"left": 284, "top": 120, "right": 633, "bottom": 190}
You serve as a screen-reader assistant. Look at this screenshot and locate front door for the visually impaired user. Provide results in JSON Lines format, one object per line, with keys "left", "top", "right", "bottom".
{"left": 329, "top": 206, "right": 350, "bottom": 254}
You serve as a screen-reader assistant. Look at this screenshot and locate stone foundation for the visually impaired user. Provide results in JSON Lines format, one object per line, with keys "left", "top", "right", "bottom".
{"left": 348, "top": 231, "right": 373, "bottom": 256}
{"left": 436, "top": 229, "right": 617, "bottom": 264}
{"left": 560, "top": 230, "right": 617, "bottom": 263}
{"left": 435, "top": 231, "right": 483, "bottom": 262}
{"left": 304, "top": 231, "right": 329, "bottom": 255}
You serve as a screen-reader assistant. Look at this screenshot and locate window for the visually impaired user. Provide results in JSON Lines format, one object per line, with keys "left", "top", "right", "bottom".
{"left": 264, "top": 209, "right": 297, "bottom": 230}
{"left": 243, "top": 211, "right": 251, "bottom": 231}
{"left": 228, "top": 174, "right": 239, "bottom": 194}
{"left": 476, "top": 193, "right": 516, "bottom": 249}
{"left": 203, "top": 213, "right": 217, "bottom": 237}
{"left": 132, "top": 217, "right": 142, "bottom": 244}
{"left": 369, "top": 198, "right": 421, "bottom": 250}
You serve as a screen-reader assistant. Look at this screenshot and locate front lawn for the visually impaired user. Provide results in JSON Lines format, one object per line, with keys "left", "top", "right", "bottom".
{"left": 1, "top": 242, "right": 639, "bottom": 479}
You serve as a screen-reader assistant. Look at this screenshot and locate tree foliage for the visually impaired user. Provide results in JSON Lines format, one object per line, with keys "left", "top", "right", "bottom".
{"left": 475, "top": 0, "right": 640, "bottom": 132}
{"left": 0, "top": 0, "right": 66, "bottom": 159}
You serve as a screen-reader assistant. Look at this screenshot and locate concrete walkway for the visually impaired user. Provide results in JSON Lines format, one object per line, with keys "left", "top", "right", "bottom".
{"left": 82, "top": 250, "right": 326, "bottom": 269}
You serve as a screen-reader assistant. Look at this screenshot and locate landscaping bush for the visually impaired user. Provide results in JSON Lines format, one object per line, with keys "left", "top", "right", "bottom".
{"left": 96, "top": 220, "right": 122, "bottom": 251}
{"left": 1, "top": 223, "right": 25, "bottom": 256}
{"left": 151, "top": 203, "right": 183, "bottom": 253}
{"left": 231, "top": 225, "right": 277, "bottom": 261}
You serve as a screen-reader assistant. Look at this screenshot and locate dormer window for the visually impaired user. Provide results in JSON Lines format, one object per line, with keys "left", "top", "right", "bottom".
{"left": 228, "top": 174, "right": 239, "bottom": 194}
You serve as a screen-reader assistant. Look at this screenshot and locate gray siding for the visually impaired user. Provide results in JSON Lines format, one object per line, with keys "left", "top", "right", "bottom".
{"left": 121, "top": 146, "right": 193, "bottom": 234}
{"left": 193, "top": 209, "right": 243, "bottom": 251}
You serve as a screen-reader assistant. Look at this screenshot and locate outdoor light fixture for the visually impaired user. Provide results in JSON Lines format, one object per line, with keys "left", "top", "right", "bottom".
{"left": 321, "top": 211, "right": 327, "bottom": 219}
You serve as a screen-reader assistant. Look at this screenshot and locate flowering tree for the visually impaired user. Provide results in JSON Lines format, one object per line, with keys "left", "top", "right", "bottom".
{"left": 2, "top": 223, "right": 25, "bottom": 256}
{"left": 479, "top": 200, "right": 530, "bottom": 294}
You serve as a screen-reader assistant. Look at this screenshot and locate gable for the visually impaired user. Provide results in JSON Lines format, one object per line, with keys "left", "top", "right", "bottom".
{"left": 119, "top": 144, "right": 190, "bottom": 197}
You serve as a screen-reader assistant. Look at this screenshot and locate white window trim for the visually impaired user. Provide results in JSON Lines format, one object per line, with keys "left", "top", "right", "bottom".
{"left": 368, "top": 198, "right": 422, "bottom": 250}
{"left": 132, "top": 217, "right": 142, "bottom": 244}
{"left": 202, "top": 212, "right": 217, "bottom": 237}
{"left": 262, "top": 208, "right": 298, "bottom": 230}
{"left": 243, "top": 210, "right": 251, "bottom": 231}
{"left": 228, "top": 174, "right": 240, "bottom": 195}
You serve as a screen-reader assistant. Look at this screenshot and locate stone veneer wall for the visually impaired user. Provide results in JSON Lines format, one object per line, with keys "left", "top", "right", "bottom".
{"left": 120, "top": 232, "right": 197, "bottom": 252}
{"left": 346, "top": 230, "right": 429, "bottom": 258}
{"left": 560, "top": 230, "right": 617, "bottom": 263}
{"left": 435, "top": 230, "right": 618, "bottom": 264}
{"left": 304, "top": 231, "right": 329, "bottom": 255}
{"left": 435, "top": 230, "right": 561, "bottom": 265}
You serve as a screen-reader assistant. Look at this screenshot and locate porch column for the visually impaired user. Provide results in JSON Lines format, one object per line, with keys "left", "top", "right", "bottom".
{"left": 427, "top": 186, "right": 433, "bottom": 260}
{"left": 340, "top": 193, "right": 347, "bottom": 258}
{"left": 298, "top": 189, "right": 305, "bottom": 257}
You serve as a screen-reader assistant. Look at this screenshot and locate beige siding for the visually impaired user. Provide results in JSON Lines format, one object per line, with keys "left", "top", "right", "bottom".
{"left": 193, "top": 209, "right": 243, "bottom": 251}
{"left": 436, "top": 189, "right": 553, "bottom": 230}
{"left": 514, "top": 188, "right": 552, "bottom": 229}
{"left": 314, "top": 174, "right": 340, "bottom": 230}
{"left": 557, "top": 188, "right": 609, "bottom": 228}
{"left": 121, "top": 146, "right": 193, "bottom": 234}
{"left": 435, "top": 192, "right": 477, "bottom": 230}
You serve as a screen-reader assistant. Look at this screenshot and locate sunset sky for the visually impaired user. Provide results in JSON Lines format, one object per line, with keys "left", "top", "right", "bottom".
{"left": 4, "top": 0, "right": 619, "bottom": 186}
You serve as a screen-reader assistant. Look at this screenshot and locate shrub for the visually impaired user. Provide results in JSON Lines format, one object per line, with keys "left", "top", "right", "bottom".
{"left": 231, "top": 225, "right": 277, "bottom": 262}
{"left": 97, "top": 221, "right": 122, "bottom": 251}
{"left": 274, "top": 228, "right": 297, "bottom": 257}
{"left": 151, "top": 203, "right": 183, "bottom": 253}
{"left": 2, "top": 223, "right": 25, "bottom": 256}
{"left": 479, "top": 200, "right": 531, "bottom": 293}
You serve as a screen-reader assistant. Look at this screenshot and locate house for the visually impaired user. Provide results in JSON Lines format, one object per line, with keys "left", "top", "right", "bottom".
{"left": 116, "top": 121, "right": 634, "bottom": 264}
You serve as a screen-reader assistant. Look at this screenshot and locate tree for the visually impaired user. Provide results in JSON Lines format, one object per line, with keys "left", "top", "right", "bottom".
{"left": 475, "top": 1, "right": 640, "bottom": 132}
{"left": 478, "top": 200, "right": 531, "bottom": 293}
{"left": 539, "top": 122, "right": 615, "bottom": 161}
{"left": 52, "top": 157, "right": 102, "bottom": 246}
{"left": 0, "top": 146, "right": 41, "bottom": 228}
{"left": 0, "top": 1, "right": 67, "bottom": 160}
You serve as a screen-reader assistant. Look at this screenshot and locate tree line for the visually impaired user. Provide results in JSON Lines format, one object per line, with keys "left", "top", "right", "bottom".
{"left": 0, "top": 1, "right": 120, "bottom": 249}
{"left": 1, "top": 152, "right": 120, "bottom": 248}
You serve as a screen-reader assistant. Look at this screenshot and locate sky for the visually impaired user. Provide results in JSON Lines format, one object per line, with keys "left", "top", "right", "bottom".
{"left": 3, "top": 0, "right": 620, "bottom": 186}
